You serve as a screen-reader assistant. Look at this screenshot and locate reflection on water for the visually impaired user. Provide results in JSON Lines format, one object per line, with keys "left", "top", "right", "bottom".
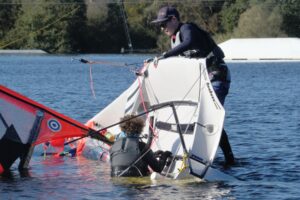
{"left": 112, "top": 178, "right": 233, "bottom": 200}
{"left": 0, "top": 154, "right": 234, "bottom": 199}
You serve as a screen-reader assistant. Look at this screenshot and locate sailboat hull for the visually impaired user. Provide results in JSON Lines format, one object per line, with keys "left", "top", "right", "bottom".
{"left": 83, "top": 57, "right": 230, "bottom": 180}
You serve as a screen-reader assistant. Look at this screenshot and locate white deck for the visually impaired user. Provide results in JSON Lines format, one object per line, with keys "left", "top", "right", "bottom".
{"left": 219, "top": 38, "right": 300, "bottom": 61}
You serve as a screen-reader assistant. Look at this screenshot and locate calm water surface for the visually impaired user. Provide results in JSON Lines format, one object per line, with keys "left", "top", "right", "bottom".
{"left": 0, "top": 54, "right": 299, "bottom": 199}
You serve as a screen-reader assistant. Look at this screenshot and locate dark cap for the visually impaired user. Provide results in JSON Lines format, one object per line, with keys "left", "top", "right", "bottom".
{"left": 151, "top": 6, "right": 180, "bottom": 24}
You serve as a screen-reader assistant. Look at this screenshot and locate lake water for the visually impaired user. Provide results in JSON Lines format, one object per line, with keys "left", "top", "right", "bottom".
{"left": 0, "top": 54, "right": 299, "bottom": 199}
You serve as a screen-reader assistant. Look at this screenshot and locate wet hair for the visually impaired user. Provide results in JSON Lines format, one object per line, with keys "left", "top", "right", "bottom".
{"left": 119, "top": 115, "right": 145, "bottom": 135}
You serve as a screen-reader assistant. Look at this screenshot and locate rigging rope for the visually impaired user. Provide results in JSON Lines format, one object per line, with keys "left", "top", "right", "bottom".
{"left": 75, "top": 58, "right": 141, "bottom": 99}
{"left": 136, "top": 64, "right": 159, "bottom": 146}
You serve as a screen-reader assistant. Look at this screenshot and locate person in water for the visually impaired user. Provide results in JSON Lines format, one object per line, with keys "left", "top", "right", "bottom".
{"left": 110, "top": 115, "right": 172, "bottom": 177}
{"left": 151, "top": 6, "right": 235, "bottom": 165}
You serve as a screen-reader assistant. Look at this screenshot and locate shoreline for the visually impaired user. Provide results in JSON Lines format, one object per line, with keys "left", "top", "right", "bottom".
{"left": 0, "top": 49, "right": 47, "bottom": 54}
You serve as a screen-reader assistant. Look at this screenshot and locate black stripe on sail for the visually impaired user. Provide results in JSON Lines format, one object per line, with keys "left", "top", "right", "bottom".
{"left": 127, "top": 86, "right": 139, "bottom": 102}
{"left": 0, "top": 113, "right": 8, "bottom": 129}
{"left": 189, "top": 154, "right": 210, "bottom": 179}
{"left": 155, "top": 121, "right": 195, "bottom": 134}
{"left": 0, "top": 125, "right": 28, "bottom": 171}
{"left": 19, "top": 110, "right": 44, "bottom": 170}
{"left": 2, "top": 124, "right": 22, "bottom": 143}
{"left": 125, "top": 103, "right": 134, "bottom": 114}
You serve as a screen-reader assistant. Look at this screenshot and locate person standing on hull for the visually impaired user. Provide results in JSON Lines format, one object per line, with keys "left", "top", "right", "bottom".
{"left": 150, "top": 6, "right": 235, "bottom": 165}
{"left": 110, "top": 115, "right": 172, "bottom": 177}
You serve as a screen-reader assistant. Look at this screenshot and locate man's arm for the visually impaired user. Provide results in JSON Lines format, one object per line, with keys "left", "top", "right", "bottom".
{"left": 163, "top": 24, "right": 194, "bottom": 58}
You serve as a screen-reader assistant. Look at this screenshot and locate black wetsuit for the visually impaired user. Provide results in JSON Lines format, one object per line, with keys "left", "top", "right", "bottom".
{"left": 110, "top": 136, "right": 169, "bottom": 177}
{"left": 164, "top": 23, "right": 220, "bottom": 58}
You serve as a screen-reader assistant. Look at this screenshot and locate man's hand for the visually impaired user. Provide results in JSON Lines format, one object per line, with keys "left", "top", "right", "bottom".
{"left": 153, "top": 55, "right": 164, "bottom": 68}
{"left": 153, "top": 56, "right": 159, "bottom": 68}
{"left": 154, "top": 150, "right": 164, "bottom": 158}
{"left": 143, "top": 58, "right": 153, "bottom": 63}
{"left": 163, "top": 151, "right": 172, "bottom": 158}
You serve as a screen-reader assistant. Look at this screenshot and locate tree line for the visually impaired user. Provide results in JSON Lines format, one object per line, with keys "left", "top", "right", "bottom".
{"left": 0, "top": 0, "right": 299, "bottom": 53}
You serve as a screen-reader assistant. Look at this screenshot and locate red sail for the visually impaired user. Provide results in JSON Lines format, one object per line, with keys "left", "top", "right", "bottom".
{"left": 0, "top": 85, "right": 89, "bottom": 146}
{"left": 1, "top": 85, "right": 112, "bottom": 173}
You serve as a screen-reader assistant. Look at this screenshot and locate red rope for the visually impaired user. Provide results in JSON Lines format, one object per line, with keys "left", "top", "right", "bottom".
{"left": 137, "top": 73, "right": 158, "bottom": 146}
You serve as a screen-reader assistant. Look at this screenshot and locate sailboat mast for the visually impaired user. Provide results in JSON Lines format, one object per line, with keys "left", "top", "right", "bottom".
{"left": 119, "top": 0, "right": 133, "bottom": 53}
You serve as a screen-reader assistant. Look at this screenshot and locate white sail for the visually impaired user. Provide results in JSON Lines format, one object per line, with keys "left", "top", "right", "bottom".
{"left": 84, "top": 57, "right": 233, "bottom": 181}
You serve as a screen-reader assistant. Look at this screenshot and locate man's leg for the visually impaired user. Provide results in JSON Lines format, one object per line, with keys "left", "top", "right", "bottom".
{"left": 211, "top": 80, "right": 235, "bottom": 165}
{"left": 220, "top": 129, "right": 235, "bottom": 165}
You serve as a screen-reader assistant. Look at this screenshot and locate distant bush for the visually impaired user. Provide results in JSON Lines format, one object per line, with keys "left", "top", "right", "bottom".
{"left": 233, "top": 3, "right": 286, "bottom": 38}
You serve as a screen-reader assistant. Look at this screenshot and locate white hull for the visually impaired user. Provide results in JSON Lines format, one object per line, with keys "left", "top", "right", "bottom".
{"left": 84, "top": 57, "right": 233, "bottom": 181}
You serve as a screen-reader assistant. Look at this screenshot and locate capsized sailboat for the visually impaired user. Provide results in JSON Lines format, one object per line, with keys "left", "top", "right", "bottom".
{"left": 81, "top": 57, "right": 235, "bottom": 181}
{"left": 0, "top": 85, "right": 110, "bottom": 174}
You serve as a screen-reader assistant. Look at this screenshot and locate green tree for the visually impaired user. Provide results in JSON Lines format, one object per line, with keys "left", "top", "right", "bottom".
{"left": 82, "top": 1, "right": 108, "bottom": 53}
{"left": 0, "top": 0, "right": 22, "bottom": 46}
{"left": 220, "top": 0, "right": 250, "bottom": 33}
{"left": 102, "top": 2, "right": 127, "bottom": 52}
{"left": 3, "top": 0, "right": 87, "bottom": 53}
{"left": 280, "top": 0, "right": 300, "bottom": 37}
{"left": 84, "top": 1, "right": 129, "bottom": 53}
{"left": 1, "top": 0, "right": 299, "bottom": 53}
{"left": 125, "top": 1, "right": 157, "bottom": 51}
{"left": 233, "top": 2, "right": 286, "bottom": 38}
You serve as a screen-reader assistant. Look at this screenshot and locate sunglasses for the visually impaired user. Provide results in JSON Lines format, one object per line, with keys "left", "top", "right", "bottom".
{"left": 159, "top": 17, "right": 173, "bottom": 29}
{"left": 160, "top": 21, "right": 168, "bottom": 29}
